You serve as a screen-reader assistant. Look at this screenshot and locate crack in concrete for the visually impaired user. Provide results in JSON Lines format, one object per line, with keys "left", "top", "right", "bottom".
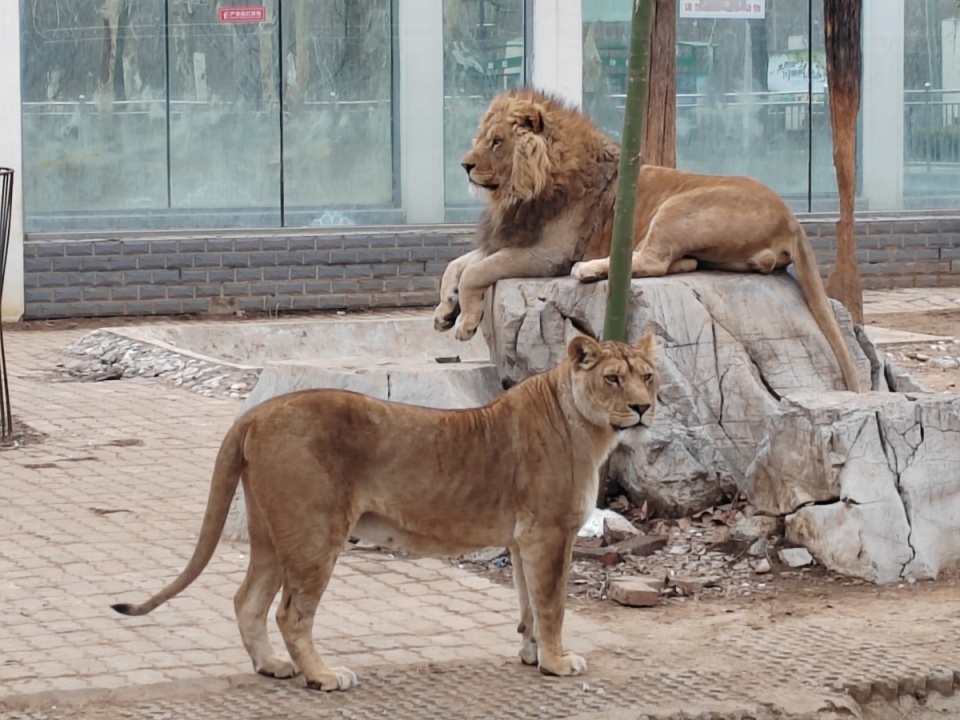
{"left": 873, "top": 411, "right": 918, "bottom": 577}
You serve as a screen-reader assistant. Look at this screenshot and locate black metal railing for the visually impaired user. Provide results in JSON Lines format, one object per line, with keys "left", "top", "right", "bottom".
{"left": 0, "top": 168, "right": 13, "bottom": 438}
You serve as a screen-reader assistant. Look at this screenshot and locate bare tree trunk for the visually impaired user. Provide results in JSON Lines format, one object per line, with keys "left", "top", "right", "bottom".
{"left": 641, "top": 0, "right": 676, "bottom": 168}
{"left": 287, "top": 0, "right": 311, "bottom": 103}
{"left": 823, "top": 0, "right": 864, "bottom": 324}
{"left": 260, "top": 0, "right": 278, "bottom": 105}
{"left": 98, "top": 0, "right": 129, "bottom": 111}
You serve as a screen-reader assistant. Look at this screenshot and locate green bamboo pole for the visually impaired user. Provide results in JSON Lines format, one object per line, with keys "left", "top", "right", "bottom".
{"left": 602, "top": 0, "right": 654, "bottom": 342}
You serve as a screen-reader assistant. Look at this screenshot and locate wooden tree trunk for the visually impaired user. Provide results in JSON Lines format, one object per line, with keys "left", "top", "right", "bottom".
{"left": 823, "top": 0, "right": 864, "bottom": 324}
{"left": 641, "top": 0, "right": 677, "bottom": 168}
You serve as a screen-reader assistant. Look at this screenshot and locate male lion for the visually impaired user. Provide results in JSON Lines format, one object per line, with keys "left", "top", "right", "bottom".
{"left": 112, "top": 334, "right": 660, "bottom": 691}
{"left": 434, "top": 88, "right": 860, "bottom": 392}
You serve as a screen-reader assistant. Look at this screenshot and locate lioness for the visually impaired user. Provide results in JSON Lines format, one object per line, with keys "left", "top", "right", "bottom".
{"left": 112, "top": 334, "right": 660, "bottom": 691}
{"left": 434, "top": 88, "right": 860, "bottom": 392}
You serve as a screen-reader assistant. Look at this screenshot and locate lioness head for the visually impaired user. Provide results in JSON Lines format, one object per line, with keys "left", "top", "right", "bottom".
{"left": 461, "top": 91, "right": 551, "bottom": 203}
{"left": 567, "top": 334, "right": 659, "bottom": 431}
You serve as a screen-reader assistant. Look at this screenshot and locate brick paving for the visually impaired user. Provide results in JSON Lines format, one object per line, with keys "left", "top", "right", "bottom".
{"left": 2, "top": 292, "right": 960, "bottom": 717}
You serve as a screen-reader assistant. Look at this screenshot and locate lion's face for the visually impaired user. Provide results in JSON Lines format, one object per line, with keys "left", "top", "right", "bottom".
{"left": 567, "top": 334, "right": 659, "bottom": 431}
{"left": 460, "top": 95, "right": 550, "bottom": 202}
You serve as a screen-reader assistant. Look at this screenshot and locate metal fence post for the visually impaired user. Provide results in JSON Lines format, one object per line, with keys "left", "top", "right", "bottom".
{"left": 0, "top": 168, "right": 13, "bottom": 438}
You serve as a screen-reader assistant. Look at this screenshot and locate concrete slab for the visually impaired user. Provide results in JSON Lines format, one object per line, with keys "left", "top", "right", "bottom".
{"left": 862, "top": 325, "right": 952, "bottom": 346}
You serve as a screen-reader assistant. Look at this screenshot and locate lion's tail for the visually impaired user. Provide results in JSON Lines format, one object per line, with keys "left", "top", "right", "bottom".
{"left": 111, "top": 419, "right": 246, "bottom": 616}
{"left": 790, "top": 222, "right": 861, "bottom": 392}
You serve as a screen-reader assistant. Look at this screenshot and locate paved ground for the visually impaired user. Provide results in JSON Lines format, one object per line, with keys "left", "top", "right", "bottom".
{"left": 1, "top": 288, "right": 960, "bottom": 719}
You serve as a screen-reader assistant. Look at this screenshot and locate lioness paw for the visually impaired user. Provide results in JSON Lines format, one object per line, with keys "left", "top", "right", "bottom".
{"left": 519, "top": 637, "right": 538, "bottom": 666}
{"left": 538, "top": 652, "right": 588, "bottom": 677}
{"left": 304, "top": 666, "right": 358, "bottom": 692}
{"left": 255, "top": 656, "right": 298, "bottom": 679}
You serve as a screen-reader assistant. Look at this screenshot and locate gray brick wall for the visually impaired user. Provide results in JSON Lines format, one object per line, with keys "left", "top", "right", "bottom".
{"left": 22, "top": 229, "right": 473, "bottom": 320}
{"left": 20, "top": 216, "right": 960, "bottom": 320}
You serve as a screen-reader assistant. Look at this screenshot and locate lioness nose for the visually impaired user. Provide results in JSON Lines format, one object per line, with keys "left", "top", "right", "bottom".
{"left": 630, "top": 404, "right": 650, "bottom": 417}
{"left": 461, "top": 162, "right": 475, "bottom": 173}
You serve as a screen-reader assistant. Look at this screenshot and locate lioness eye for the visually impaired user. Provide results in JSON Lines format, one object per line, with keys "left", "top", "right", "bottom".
{"left": 491, "top": 137, "right": 502, "bottom": 149}
{"left": 643, "top": 373, "right": 653, "bottom": 384}
{"left": 604, "top": 374, "right": 620, "bottom": 385}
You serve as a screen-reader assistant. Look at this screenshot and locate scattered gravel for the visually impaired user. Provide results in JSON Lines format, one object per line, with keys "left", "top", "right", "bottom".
{"left": 453, "top": 504, "right": 869, "bottom": 605}
{"left": 57, "top": 330, "right": 260, "bottom": 400}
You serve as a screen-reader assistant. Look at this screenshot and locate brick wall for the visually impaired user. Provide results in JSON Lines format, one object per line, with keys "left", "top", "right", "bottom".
{"left": 806, "top": 215, "right": 960, "bottom": 289}
{"left": 22, "top": 228, "right": 473, "bottom": 320}
{"left": 20, "top": 215, "right": 960, "bottom": 320}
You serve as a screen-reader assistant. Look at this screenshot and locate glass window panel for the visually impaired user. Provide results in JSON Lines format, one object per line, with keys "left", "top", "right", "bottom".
{"left": 583, "top": 1, "right": 821, "bottom": 212}
{"left": 808, "top": 0, "right": 842, "bottom": 212}
{"left": 675, "top": 1, "right": 812, "bottom": 210}
{"left": 280, "top": 0, "right": 397, "bottom": 227}
{"left": 904, "top": 0, "right": 960, "bottom": 209}
{"left": 20, "top": 0, "right": 168, "bottom": 232}
{"left": 166, "top": 0, "right": 282, "bottom": 227}
{"left": 443, "top": 0, "right": 525, "bottom": 221}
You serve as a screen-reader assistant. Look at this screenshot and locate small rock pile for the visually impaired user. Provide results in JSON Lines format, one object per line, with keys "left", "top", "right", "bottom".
{"left": 457, "top": 497, "right": 868, "bottom": 606}
{"left": 58, "top": 330, "right": 261, "bottom": 400}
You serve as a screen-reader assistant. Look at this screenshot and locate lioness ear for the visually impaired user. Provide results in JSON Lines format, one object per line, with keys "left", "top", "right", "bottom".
{"left": 635, "top": 331, "right": 659, "bottom": 359}
{"left": 568, "top": 336, "right": 601, "bottom": 369}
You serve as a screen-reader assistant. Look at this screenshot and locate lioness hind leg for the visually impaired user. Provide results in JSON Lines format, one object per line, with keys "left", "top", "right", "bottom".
{"left": 234, "top": 500, "right": 296, "bottom": 679}
{"left": 275, "top": 530, "right": 357, "bottom": 692}
{"left": 509, "top": 545, "right": 537, "bottom": 666}
{"left": 516, "top": 528, "right": 586, "bottom": 677}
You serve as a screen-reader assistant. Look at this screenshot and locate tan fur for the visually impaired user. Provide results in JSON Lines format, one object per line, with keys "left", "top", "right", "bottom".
{"left": 435, "top": 88, "right": 860, "bottom": 393}
{"left": 112, "top": 335, "right": 661, "bottom": 691}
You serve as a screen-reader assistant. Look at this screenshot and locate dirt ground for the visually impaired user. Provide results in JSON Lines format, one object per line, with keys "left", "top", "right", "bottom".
{"left": 865, "top": 309, "right": 960, "bottom": 393}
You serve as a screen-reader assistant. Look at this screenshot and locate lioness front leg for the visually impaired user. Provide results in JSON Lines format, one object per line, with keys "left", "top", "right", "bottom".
{"left": 516, "top": 528, "right": 585, "bottom": 677}
{"left": 434, "top": 249, "right": 484, "bottom": 332}
{"left": 509, "top": 545, "right": 538, "bottom": 665}
{"left": 454, "top": 248, "right": 569, "bottom": 341}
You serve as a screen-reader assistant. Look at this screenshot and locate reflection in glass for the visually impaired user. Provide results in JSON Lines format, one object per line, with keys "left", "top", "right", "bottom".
{"left": 582, "top": 0, "right": 838, "bottom": 212}
{"left": 903, "top": 0, "right": 960, "bottom": 208}
{"left": 280, "top": 0, "right": 396, "bottom": 227}
{"left": 20, "top": 1, "right": 168, "bottom": 231}
{"left": 443, "top": 0, "right": 525, "bottom": 218}
{"left": 166, "top": 1, "right": 281, "bottom": 227}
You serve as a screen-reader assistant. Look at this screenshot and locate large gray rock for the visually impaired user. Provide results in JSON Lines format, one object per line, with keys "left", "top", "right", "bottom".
{"left": 481, "top": 272, "right": 874, "bottom": 517}
{"left": 745, "top": 391, "right": 960, "bottom": 583}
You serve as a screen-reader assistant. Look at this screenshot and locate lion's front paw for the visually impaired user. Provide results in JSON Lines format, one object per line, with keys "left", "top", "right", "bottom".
{"left": 571, "top": 260, "right": 609, "bottom": 283}
{"left": 433, "top": 296, "right": 460, "bottom": 332}
{"left": 255, "top": 656, "right": 299, "bottom": 679}
{"left": 454, "top": 311, "right": 482, "bottom": 341}
{"left": 538, "top": 652, "right": 588, "bottom": 677}
{"left": 304, "top": 666, "right": 358, "bottom": 692}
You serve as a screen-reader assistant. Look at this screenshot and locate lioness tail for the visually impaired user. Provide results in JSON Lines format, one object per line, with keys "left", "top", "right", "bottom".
{"left": 791, "top": 223, "right": 860, "bottom": 392}
{"left": 111, "top": 420, "right": 246, "bottom": 616}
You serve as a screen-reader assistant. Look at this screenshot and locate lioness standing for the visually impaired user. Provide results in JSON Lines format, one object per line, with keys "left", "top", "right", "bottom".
{"left": 434, "top": 88, "right": 860, "bottom": 392}
{"left": 112, "top": 334, "right": 660, "bottom": 691}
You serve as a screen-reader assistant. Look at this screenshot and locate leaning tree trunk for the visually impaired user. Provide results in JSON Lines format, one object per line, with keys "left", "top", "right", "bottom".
{"left": 603, "top": 0, "right": 654, "bottom": 343}
{"left": 823, "top": 0, "right": 864, "bottom": 324}
{"left": 641, "top": 0, "right": 677, "bottom": 168}
{"left": 98, "top": 0, "right": 129, "bottom": 111}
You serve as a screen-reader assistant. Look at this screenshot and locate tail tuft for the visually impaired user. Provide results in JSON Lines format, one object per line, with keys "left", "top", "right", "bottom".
{"left": 111, "top": 603, "right": 142, "bottom": 616}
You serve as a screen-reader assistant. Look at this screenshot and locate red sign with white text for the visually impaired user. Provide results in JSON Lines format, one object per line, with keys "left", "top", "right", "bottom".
{"left": 218, "top": 6, "right": 266, "bottom": 24}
